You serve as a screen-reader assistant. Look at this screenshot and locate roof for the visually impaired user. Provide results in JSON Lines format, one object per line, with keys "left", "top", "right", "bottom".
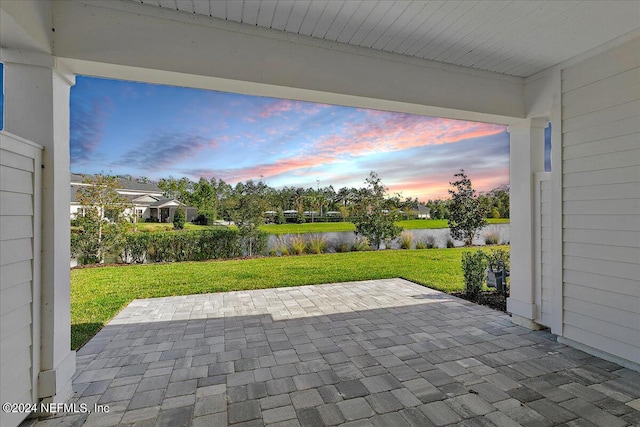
{"left": 70, "top": 181, "right": 197, "bottom": 210}
{"left": 70, "top": 173, "right": 163, "bottom": 194}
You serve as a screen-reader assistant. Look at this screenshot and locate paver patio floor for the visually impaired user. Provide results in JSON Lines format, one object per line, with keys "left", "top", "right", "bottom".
{"left": 26, "top": 279, "right": 640, "bottom": 426}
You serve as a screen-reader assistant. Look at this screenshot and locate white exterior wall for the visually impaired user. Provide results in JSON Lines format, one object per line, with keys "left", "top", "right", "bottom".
{"left": 1, "top": 49, "right": 76, "bottom": 417}
{"left": 0, "top": 132, "right": 42, "bottom": 427}
{"left": 559, "top": 37, "right": 640, "bottom": 365}
{"left": 534, "top": 173, "right": 553, "bottom": 328}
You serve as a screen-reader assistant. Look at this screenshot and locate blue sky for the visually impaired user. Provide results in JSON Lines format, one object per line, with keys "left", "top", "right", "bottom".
{"left": 67, "top": 75, "right": 507, "bottom": 200}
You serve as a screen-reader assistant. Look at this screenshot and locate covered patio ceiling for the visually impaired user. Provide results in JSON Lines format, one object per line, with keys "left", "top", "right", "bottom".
{"left": 3, "top": 0, "right": 638, "bottom": 124}
{"left": 130, "top": 0, "right": 639, "bottom": 78}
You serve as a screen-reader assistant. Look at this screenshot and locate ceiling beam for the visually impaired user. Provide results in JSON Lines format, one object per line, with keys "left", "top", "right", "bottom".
{"left": 53, "top": 0, "right": 525, "bottom": 124}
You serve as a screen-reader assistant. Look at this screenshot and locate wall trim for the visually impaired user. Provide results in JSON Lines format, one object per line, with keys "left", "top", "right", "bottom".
{"left": 558, "top": 336, "right": 640, "bottom": 372}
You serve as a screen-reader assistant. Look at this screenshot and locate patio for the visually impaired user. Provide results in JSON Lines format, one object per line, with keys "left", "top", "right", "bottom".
{"left": 24, "top": 279, "right": 640, "bottom": 427}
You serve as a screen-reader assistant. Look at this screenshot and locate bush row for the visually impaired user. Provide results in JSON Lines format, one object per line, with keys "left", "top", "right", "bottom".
{"left": 120, "top": 229, "right": 268, "bottom": 263}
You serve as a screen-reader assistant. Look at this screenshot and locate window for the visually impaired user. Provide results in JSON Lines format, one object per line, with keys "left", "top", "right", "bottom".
{"left": 544, "top": 123, "right": 552, "bottom": 172}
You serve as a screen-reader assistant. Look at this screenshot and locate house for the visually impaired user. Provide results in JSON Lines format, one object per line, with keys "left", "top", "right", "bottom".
{"left": 70, "top": 174, "right": 198, "bottom": 223}
{"left": 416, "top": 205, "right": 431, "bottom": 220}
{"left": 1, "top": 2, "right": 638, "bottom": 426}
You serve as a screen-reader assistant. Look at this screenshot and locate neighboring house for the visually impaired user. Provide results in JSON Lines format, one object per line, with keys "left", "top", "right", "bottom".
{"left": 416, "top": 205, "right": 431, "bottom": 219}
{"left": 70, "top": 174, "right": 198, "bottom": 223}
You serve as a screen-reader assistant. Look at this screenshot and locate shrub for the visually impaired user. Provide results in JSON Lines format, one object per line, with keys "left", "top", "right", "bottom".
{"left": 306, "top": 234, "right": 328, "bottom": 254}
{"left": 145, "top": 232, "right": 173, "bottom": 262}
{"left": 274, "top": 236, "right": 289, "bottom": 256}
{"left": 399, "top": 231, "right": 414, "bottom": 249}
{"left": 122, "top": 233, "right": 151, "bottom": 263}
{"left": 240, "top": 231, "right": 269, "bottom": 257}
{"left": 415, "top": 241, "right": 426, "bottom": 250}
{"left": 167, "top": 231, "right": 199, "bottom": 261}
{"left": 275, "top": 208, "right": 286, "bottom": 225}
{"left": 461, "top": 250, "right": 487, "bottom": 299}
{"left": 194, "top": 210, "right": 216, "bottom": 225}
{"left": 336, "top": 242, "right": 352, "bottom": 253}
{"left": 484, "top": 232, "right": 499, "bottom": 245}
{"left": 289, "top": 235, "right": 307, "bottom": 255}
{"left": 200, "top": 229, "right": 244, "bottom": 259}
{"left": 352, "top": 236, "right": 371, "bottom": 252}
{"left": 425, "top": 236, "right": 436, "bottom": 249}
{"left": 446, "top": 238, "right": 455, "bottom": 248}
{"left": 173, "top": 208, "right": 185, "bottom": 230}
{"left": 120, "top": 229, "right": 243, "bottom": 263}
{"left": 486, "top": 248, "right": 510, "bottom": 271}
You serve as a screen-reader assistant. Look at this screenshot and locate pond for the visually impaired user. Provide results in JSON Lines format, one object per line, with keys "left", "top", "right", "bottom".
{"left": 267, "top": 223, "right": 509, "bottom": 251}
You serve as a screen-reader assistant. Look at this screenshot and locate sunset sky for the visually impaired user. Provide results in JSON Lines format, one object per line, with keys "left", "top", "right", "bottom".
{"left": 65, "top": 76, "right": 510, "bottom": 200}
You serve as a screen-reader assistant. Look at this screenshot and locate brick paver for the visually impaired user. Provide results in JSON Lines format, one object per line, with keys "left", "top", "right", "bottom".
{"left": 22, "top": 279, "right": 639, "bottom": 426}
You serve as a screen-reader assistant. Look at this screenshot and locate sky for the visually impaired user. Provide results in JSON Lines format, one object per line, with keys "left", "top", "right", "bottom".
{"left": 5, "top": 72, "right": 512, "bottom": 201}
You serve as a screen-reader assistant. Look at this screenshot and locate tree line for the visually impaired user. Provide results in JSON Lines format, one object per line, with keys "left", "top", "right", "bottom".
{"left": 72, "top": 170, "right": 507, "bottom": 263}
{"left": 152, "top": 173, "right": 509, "bottom": 224}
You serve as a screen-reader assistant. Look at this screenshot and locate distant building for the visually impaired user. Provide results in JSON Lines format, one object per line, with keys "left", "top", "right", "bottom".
{"left": 416, "top": 204, "right": 431, "bottom": 219}
{"left": 70, "top": 174, "right": 198, "bottom": 223}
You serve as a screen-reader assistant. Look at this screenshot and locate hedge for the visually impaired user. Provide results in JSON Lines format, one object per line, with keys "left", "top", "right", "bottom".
{"left": 120, "top": 229, "right": 268, "bottom": 263}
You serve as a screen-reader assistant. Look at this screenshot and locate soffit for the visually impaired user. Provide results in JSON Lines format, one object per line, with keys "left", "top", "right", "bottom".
{"left": 130, "top": 0, "right": 640, "bottom": 78}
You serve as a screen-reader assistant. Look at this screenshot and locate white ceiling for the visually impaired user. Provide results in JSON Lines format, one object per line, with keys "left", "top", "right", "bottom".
{"left": 131, "top": 0, "right": 640, "bottom": 78}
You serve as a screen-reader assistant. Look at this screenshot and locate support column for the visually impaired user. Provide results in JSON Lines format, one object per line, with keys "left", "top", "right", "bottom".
{"left": 506, "top": 118, "right": 547, "bottom": 330}
{"left": 1, "top": 49, "right": 76, "bottom": 403}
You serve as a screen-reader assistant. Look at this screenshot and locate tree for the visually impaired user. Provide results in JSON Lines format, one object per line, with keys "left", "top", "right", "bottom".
{"left": 192, "top": 177, "right": 218, "bottom": 220}
{"left": 158, "top": 176, "right": 191, "bottom": 202}
{"left": 173, "top": 207, "right": 185, "bottom": 230}
{"left": 447, "top": 170, "right": 488, "bottom": 246}
{"left": 352, "top": 172, "right": 403, "bottom": 250}
{"left": 426, "top": 198, "right": 450, "bottom": 220}
{"left": 72, "top": 174, "right": 130, "bottom": 263}
{"left": 232, "top": 180, "right": 269, "bottom": 256}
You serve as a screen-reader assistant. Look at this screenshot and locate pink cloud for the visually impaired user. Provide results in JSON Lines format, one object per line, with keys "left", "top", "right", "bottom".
{"left": 257, "top": 99, "right": 329, "bottom": 118}
{"left": 314, "top": 115, "right": 505, "bottom": 160}
{"left": 187, "top": 112, "right": 507, "bottom": 198}
{"left": 388, "top": 166, "right": 510, "bottom": 200}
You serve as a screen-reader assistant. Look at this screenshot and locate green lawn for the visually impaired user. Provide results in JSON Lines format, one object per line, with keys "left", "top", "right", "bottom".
{"left": 400, "top": 218, "right": 509, "bottom": 229}
{"left": 130, "top": 222, "right": 216, "bottom": 232}
{"left": 71, "top": 246, "right": 507, "bottom": 349}
{"left": 260, "top": 222, "right": 356, "bottom": 234}
{"left": 260, "top": 218, "right": 509, "bottom": 235}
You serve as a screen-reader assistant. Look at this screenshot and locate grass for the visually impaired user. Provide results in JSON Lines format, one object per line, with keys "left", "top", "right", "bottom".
{"left": 260, "top": 222, "right": 356, "bottom": 234}
{"left": 260, "top": 218, "right": 509, "bottom": 235}
{"left": 71, "top": 246, "right": 507, "bottom": 349}
{"left": 129, "top": 222, "right": 218, "bottom": 232}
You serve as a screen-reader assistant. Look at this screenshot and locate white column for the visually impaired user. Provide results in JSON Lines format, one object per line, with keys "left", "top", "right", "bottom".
{"left": 1, "top": 49, "right": 76, "bottom": 403}
{"left": 507, "top": 118, "right": 547, "bottom": 330}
